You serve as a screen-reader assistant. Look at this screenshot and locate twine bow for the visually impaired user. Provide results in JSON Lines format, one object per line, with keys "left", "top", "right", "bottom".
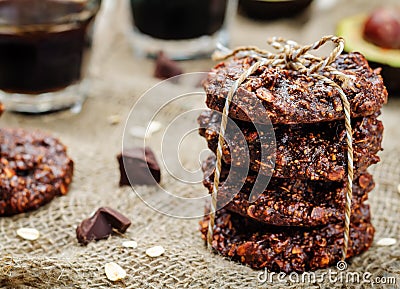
{"left": 207, "top": 35, "right": 355, "bottom": 261}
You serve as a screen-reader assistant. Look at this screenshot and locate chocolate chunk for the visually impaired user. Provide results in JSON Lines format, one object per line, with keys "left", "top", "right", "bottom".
{"left": 76, "top": 211, "right": 112, "bottom": 245}
{"left": 98, "top": 207, "right": 131, "bottom": 233}
{"left": 117, "top": 147, "right": 161, "bottom": 186}
{"left": 154, "top": 51, "right": 183, "bottom": 79}
{"left": 76, "top": 207, "right": 131, "bottom": 245}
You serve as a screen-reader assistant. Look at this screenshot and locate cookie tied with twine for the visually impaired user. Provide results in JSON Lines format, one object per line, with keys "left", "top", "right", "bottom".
{"left": 207, "top": 35, "right": 355, "bottom": 261}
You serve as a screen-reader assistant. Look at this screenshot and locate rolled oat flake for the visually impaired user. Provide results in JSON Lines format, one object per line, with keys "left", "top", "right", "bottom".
{"left": 122, "top": 240, "right": 138, "bottom": 248}
{"left": 376, "top": 238, "right": 397, "bottom": 246}
{"left": 105, "top": 262, "right": 126, "bottom": 281}
{"left": 146, "top": 245, "right": 165, "bottom": 257}
{"left": 16, "top": 228, "right": 40, "bottom": 241}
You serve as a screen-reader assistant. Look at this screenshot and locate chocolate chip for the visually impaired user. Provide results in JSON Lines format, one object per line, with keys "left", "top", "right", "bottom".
{"left": 117, "top": 147, "right": 161, "bottom": 186}
{"left": 76, "top": 207, "right": 131, "bottom": 245}
{"left": 154, "top": 51, "right": 183, "bottom": 80}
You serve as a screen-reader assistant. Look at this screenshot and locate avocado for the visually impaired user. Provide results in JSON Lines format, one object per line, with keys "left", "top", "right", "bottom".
{"left": 337, "top": 14, "right": 400, "bottom": 94}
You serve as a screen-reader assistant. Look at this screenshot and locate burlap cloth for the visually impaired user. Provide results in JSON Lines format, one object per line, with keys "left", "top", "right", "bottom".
{"left": 0, "top": 0, "right": 400, "bottom": 288}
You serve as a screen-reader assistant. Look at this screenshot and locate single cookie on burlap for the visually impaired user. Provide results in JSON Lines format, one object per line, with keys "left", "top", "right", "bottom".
{"left": 0, "top": 128, "right": 74, "bottom": 216}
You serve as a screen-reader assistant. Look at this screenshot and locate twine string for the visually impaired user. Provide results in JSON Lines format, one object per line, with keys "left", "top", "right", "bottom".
{"left": 207, "top": 59, "right": 266, "bottom": 250}
{"left": 207, "top": 35, "right": 354, "bottom": 260}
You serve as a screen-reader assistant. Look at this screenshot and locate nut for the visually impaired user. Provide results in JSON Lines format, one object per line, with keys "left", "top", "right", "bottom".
{"left": 105, "top": 262, "right": 126, "bottom": 281}
{"left": 358, "top": 174, "right": 371, "bottom": 189}
{"left": 60, "top": 183, "right": 68, "bottom": 195}
{"left": 291, "top": 246, "right": 302, "bottom": 254}
{"left": 16, "top": 228, "right": 40, "bottom": 241}
{"left": 122, "top": 240, "right": 138, "bottom": 249}
{"left": 3, "top": 167, "right": 15, "bottom": 178}
{"left": 146, "top": 245, "right": 165, "bottom": 257}
{"left": 376, "top": 238, "right": 397, "bottom": 246}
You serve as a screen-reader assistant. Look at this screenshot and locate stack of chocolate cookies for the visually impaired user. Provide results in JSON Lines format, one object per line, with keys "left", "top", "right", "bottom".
{"left": 198, "top": 52, "right": 387, "bottom": 272}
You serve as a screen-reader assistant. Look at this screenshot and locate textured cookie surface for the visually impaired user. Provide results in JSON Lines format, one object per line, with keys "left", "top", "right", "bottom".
{"left": 204, "top": 52, "right": 387, "bottom": 125}
{"left": 200, "top": 207, "right": 374, "bottom": 272}
{"left": 0, "top": 128, "right": 74, "bottom": 216}
{"left": 198, "top": 110, "right": 383, "bottom": 181}
{"left": 202, "top": 155, "right": 374, "bottom": 227}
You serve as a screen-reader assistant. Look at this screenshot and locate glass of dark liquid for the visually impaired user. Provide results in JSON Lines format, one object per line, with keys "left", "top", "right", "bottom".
{"left": 238, "top": 0, "right": 313, "bottom": 20}
{"left": 0, "top": 0, "right": 101, "bottom": 113}
{"left": 128, "top": 0, "right": 238, "bottom": 60}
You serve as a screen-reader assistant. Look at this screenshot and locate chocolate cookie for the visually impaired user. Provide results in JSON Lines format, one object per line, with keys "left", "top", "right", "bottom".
{"left": 203, "top": 52, "right": 387, "bottom": 125}
{"left": 200, "top": 206, "right": 374, "bottom": 272}
{"left": 198, "top": 110, "right": 383, "bottom": 181}
{"left": 202, "top": 155, "right": 374, "bottom": 227}
{"left": 0, "top": 128, "right": 74, "bottom": 216}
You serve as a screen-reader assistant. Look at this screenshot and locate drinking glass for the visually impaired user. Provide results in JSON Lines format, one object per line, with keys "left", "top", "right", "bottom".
{"left": 128, "top": 0, "right": 238, "bottom": 60}
{"left": 0, "top": 0, "right": 101, "bottom": 113}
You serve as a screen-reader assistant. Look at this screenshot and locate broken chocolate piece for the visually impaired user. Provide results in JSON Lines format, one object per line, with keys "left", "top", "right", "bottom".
{"left": 118, "top": 147, "right": 161, "bottom": 186}
{"left": 98, "top": 207, "right": 131, "bottom": 233}
{"left": 76, "top": 211, "right": 113, "bottom": 245}
{"left": 154, "top": 51, "right": 183, "bottom": 79}
{"left": 76, "top": 207, "right": 131, "bottom": 245}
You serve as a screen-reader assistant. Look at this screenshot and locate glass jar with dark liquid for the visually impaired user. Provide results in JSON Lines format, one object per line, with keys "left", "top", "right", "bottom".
{"left": 128, "top": 0, "right": 238, "bottom": 59}
{"left": 0, "top": 0, "right": 101, "bottom": 113}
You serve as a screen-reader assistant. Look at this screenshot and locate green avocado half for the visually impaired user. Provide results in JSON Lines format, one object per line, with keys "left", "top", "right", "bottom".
{"left": 337, "top": 14, "right": 400, "bottom": 94}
